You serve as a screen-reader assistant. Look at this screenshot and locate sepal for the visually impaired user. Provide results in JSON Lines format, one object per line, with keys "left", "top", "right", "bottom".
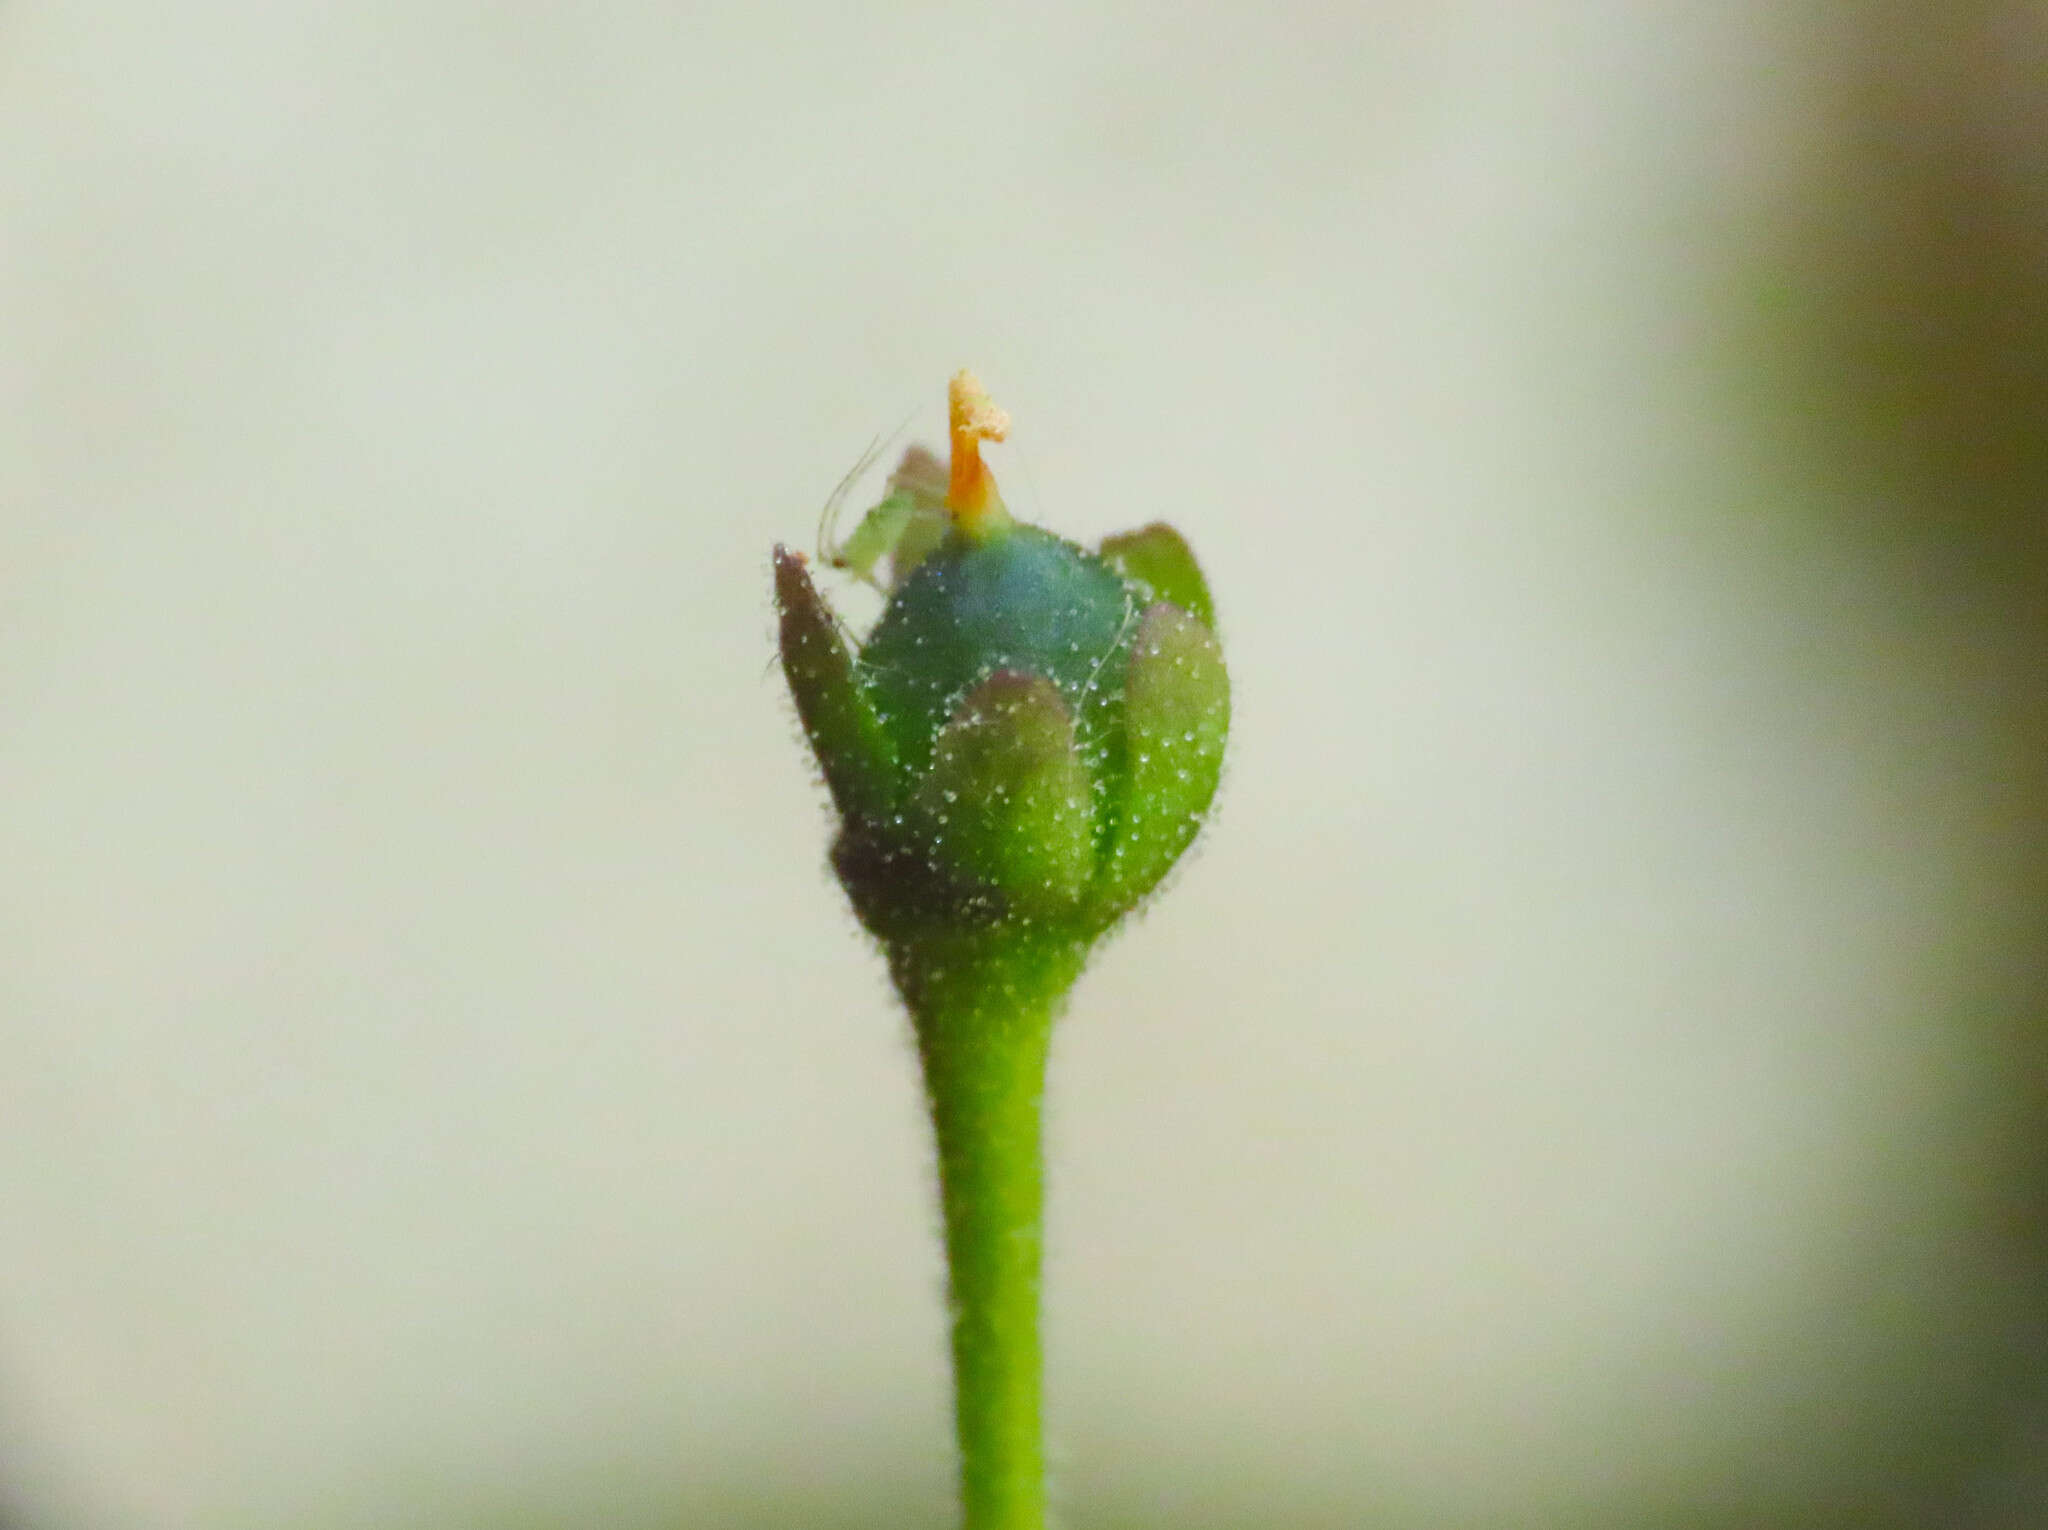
{"left": 908, "top": 671, "right": 1095, "bottom": 917}
{"left": 1091, "top": 602, "right": 1229, "bottom": 916}
{"left": 773, "top": 545, "right": 899, "bottom": 822}
{"left": 1099, "top": 523, "right": 1216, "bottom": 629}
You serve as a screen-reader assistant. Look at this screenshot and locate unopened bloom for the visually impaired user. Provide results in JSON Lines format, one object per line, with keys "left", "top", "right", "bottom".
{"left": 775, "top": 371, "right": 1228, "bottom": 946}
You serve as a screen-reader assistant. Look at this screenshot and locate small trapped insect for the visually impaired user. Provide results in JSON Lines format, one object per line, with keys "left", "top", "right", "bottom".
{"left": 817, "top": 443, "right": 954, "bottom": 594}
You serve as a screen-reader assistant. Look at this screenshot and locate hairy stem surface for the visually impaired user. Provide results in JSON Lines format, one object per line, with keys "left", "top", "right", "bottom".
{"left": 891, "top": 926, "right": 1088, "bottom": 1530}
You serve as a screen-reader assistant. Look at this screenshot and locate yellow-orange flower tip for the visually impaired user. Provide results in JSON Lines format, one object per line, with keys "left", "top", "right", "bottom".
{"left": 946, "top": 369, "right": 1014, "bottom": 538}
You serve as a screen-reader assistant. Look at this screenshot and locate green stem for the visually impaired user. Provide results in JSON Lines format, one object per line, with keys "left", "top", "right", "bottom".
{"left": 890, "top": 926, "right": 1088, "bottom": 1530}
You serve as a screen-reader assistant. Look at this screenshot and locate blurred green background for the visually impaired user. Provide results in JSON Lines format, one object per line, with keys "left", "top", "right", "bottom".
{"left": 1, "top": 2, "right": 2044, "bottom": 1527}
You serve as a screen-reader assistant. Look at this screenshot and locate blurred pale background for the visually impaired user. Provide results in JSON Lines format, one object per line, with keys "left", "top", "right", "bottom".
{"left": 2, "top": 3, "right": 2045, "bottom": 1527}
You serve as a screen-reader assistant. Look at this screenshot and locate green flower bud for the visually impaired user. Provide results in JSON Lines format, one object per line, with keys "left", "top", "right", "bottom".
{"left": 775, "top": 372, "right": 1228, "bottom": 946}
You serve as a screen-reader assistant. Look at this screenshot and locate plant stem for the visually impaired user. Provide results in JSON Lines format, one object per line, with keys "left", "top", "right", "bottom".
{"left": 890, "top": 926, "right": 1089, "bottom": 1530}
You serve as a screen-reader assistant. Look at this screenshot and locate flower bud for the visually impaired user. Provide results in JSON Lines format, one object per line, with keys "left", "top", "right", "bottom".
{"left": 775, "top": 372, "right": 1228, "bottom": 944}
